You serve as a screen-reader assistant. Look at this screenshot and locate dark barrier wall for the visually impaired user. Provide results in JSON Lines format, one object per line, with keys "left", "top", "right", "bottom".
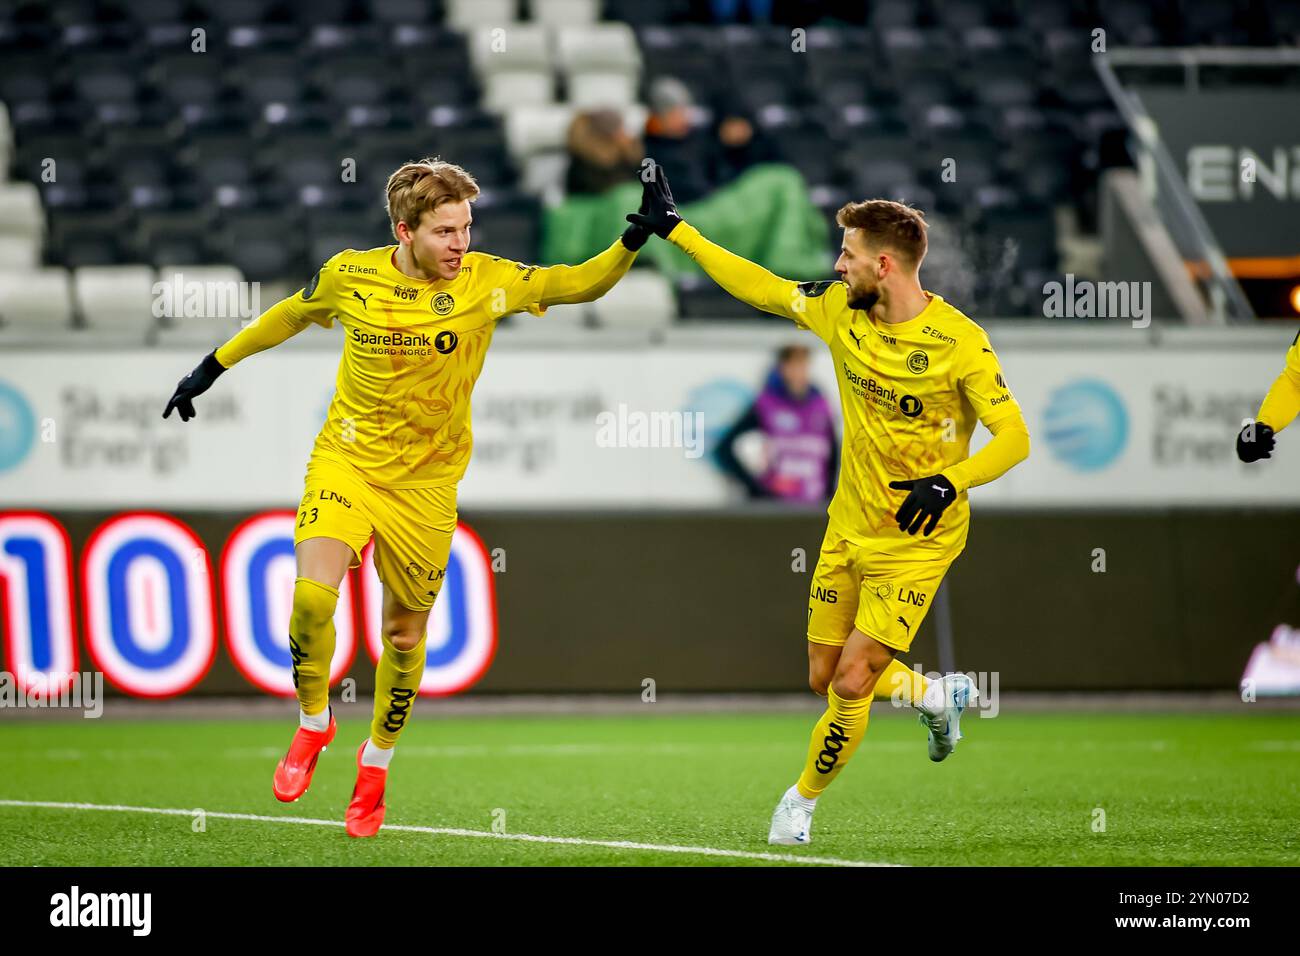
{"left": 6, "top": 509, "right": 1300, "bottom": 694}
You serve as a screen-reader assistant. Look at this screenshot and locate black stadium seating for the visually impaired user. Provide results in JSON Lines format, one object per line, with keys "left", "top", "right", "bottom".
{"left": 1, "top": 0, "right": 1295, "bottom": 318}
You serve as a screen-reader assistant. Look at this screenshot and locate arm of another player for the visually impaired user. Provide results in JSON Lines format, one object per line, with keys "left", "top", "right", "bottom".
{"left": 162, "top": 258, "right": 337, "bottom": 421}
{"left": 1237, "top": 331, "right": 1300, "bottom": 462}
{"left": 628, "top": 161, "right": 840, "bottom": 342}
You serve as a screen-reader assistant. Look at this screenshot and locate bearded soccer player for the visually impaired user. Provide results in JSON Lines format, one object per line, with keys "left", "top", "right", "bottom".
{"left": 163, "top": 159, "right": 651, "bottom": 837}
{"left": 629, "top": 165, "right": 1031, "bottom": 846}
{"left": 1235, "top": 329, "right": 1300, "bottom": 463}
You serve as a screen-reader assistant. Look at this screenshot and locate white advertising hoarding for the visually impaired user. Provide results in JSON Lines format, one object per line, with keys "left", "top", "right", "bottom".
{"left": 0, "top": 340, "right": 1296, "bottom": 508}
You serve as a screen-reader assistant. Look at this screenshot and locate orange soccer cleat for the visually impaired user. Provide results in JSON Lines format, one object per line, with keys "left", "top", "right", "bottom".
{"left": 345, "top": 741, "right": 388, "bottom": 838}
{"left": 272, "top": 710, "right": 336, "bottom": 803}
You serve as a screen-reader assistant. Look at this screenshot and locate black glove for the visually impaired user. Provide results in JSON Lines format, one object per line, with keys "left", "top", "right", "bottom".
{"left": 888, "top": 474, "right": 958, "bottom": 536}
{"left": 625, "top": 161, "right": 682, "bottom": 239}
{"left": 621, "top": 220, "right": 652, "bottom": 251}
{"left": 1236, "top": 421, "right": 1276, "bottom": 462}
{"left": 163, "top": 350, "right": 226, "bottom": 421}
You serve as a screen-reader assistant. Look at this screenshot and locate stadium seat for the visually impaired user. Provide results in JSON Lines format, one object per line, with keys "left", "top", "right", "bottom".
{"left": 554, "top": 24, "right": 641, "bottom": 76}
{"left": 446, "top": 0, "right": 518, "bottom": 31}
{"left": 504, "top": 104, "right": 575, "bottom": 161}
{"left": 0, "top": 234, "right": 41, "bottom": 271}
{"left": 532, "top": 0, "right": 601, "bottom": 27}
{"left": 567, "top": 72, "right": 638, "bottom": 108}
{"left": 0, "top": 102, "right": 12, "bottom": 172}
{"left": 371, "top": 0, "right": 439, "bottom": 24}
{"left": 483, "top": 71, "right": 558, "bottom": 112}
{"left": 590, "top": 270, "right": 676, "bottom": 330}
{"left": 151, "top": 264, "right": 251, "bottom": 348}
{"left": 0, "top": 182, "right": 45, "bottom": 247}
{"left": 72, "top": 265, "right": 158, "bottom": 335}
{"left": 466, "top": 24, "right": 550, "bottom": 77}
{"left": 0, "top": 268, "right": 74, "bottom": 344}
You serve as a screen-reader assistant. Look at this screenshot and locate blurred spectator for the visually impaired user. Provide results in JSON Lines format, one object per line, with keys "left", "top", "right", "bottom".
{"left": 709, "top": 109, "right": 779, "bottom": 187}
{"left": 715, "top": 344, "right": 838, "bottom": 502}
{"left": 643, "top": 77, "right": 713, "bottom": 204}
{"left": 565, "top": 110, "right": 643, "bottom": 196}
{"left": 643, "top": 77, "right": 779, "bottom": 204}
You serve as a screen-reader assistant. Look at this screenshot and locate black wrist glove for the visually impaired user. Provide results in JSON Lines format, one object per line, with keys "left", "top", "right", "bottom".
{"left": 163, "top": 350, "right": 226, "bottom": 421}
{"left": 1236, "top": 421, "right": 1276, "bottom": 462}
{"left": 621, "top": 221, "right": 652, "bottom": 251}
{"left": 625, "top": 160, "right": 683, "bottom": 239}
{"left": 888, "top": 474, "right": 958, "bottom": 536}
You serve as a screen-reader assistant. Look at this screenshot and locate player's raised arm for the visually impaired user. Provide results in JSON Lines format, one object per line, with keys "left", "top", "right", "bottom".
{"left": 627, "top": 161, "right": 839, "bottom": 341}
{"left": 490, "top": 210, "right": 650, "bottom": 317}
{"left": 162, "top": 258, "right": 338, "bottom": 421}
{"left": 1237, "top": 331, "right": 1300, "bottom": 462}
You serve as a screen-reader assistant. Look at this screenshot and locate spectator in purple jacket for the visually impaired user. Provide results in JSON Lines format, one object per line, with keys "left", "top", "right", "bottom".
{"left": 716, "top": 344, "right": 839, "bottom": 502}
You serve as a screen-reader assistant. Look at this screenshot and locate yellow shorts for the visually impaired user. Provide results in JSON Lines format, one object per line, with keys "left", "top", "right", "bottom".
{"left": 293, "top": 455, "right": 457, "bottom": 612}
{"left": 806, "top": 526, "right": 953, "bottom": 653}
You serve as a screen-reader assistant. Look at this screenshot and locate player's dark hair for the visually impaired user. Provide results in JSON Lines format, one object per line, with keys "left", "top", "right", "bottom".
{"left": 836, "top": 199, "right": 928, "bottom": 269}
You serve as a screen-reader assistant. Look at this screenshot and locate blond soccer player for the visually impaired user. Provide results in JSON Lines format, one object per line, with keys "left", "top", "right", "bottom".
{"left": 628, "top": 164, "right": 1031, "bottom": 845}
{"left": 163, "top": 159, "right": 652, "bottom": 837}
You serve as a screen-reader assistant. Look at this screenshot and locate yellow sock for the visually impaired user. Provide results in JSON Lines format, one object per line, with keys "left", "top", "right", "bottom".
{"left": 370, "top": 633, "right": 427, "bottom": 749}
{"left": 797, "top": 686, "right": 871, "bottom": 798}
{"left": 288, "top": 577, "right": 337, "bottom": 717}
{"left": 873, "top": 658, "right": 929, "bottom": 705}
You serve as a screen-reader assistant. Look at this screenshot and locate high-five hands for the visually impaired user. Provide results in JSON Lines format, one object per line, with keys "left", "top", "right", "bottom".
{"left": 626, "top": 160, "right": 683, "bottom": 239}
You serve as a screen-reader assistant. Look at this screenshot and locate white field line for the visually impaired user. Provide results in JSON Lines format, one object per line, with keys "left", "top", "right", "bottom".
{"left": 0, "top": 799, "right": 899, "bottom": 868}
{"left": 26, "top": 738, "right": 1202, "bottom": 762}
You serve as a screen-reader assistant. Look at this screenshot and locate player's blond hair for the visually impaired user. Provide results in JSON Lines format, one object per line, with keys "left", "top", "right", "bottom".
{"left": 837, "top": 199, "right": 928, "bottom": 269}
{"left": 385, "top": 158, "right": 480, "bottom": 240}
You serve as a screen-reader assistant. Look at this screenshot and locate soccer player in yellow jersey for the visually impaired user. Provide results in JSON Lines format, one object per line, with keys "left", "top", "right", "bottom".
{"left": 1236, "top": 329, "right": 1300, "bottom": 462}
{"left": 164, "top": 159, "right": 651, "bottom": 837}
{"left": 629, "top": 164, "right": 1031, "bottom": 845}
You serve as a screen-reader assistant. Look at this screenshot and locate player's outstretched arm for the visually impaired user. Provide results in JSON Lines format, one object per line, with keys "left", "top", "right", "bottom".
{"left": 628, "top": 161, "right": 834, "bottom": 335}
{"left": 534, "top": 230, "right": 645, "bottom": 307}
{"left": 1237, "top": 332, "right": 1300, "bottom": 462}
{"left": 162, "top": 260, "right": 336, "bottom": 421}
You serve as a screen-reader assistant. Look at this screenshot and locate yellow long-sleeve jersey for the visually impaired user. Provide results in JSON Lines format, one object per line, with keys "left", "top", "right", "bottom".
{"left": 669, "top": 221, "right": 1030, "bottom": 559}
{"left": 215, "top": 240, "right": 637, "bottom": 488}
{"left": 1257, "top": 330, "right": 1300, "bottom": 433}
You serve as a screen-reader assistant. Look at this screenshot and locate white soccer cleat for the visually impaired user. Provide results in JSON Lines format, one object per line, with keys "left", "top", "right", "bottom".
{"left": 918, "top": 673, "right": 978, "bottom": 763}
{"left": 767, "top": 791, "right": 815, "bottom": 846}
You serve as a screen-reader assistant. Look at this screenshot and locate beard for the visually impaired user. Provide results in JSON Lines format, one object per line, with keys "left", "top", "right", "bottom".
{"left": 846, "top": 286, "right": 879, "bottom": 312}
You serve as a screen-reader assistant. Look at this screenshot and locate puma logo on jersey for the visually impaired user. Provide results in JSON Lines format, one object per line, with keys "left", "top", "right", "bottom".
{"left": 352, "top": 290, "right": 372, "bottom": 309}
{"left": 848, "top": 327, "right": 863, "bottom": 349}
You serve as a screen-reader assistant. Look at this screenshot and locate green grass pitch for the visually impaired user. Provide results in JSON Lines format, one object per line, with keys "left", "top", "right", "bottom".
{"left": 1, "top": 709, "right": 1297, "bottom": 866}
